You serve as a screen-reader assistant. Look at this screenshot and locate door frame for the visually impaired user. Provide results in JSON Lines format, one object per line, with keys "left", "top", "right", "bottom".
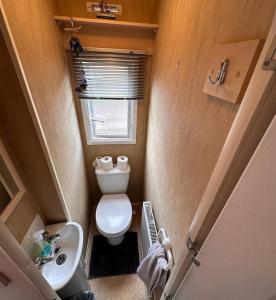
{"left": 162, "top": 10, "right": 276, "bottom": 300}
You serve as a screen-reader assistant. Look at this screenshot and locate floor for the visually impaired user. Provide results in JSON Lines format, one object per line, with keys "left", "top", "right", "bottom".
{"left": 90, "top": 274, "right": 149, "bottom": 300}
{"left": 86, "top": 203, "right": 151, "bottom": 300}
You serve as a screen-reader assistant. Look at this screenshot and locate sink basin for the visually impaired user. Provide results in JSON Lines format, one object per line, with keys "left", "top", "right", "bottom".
{"left": 40, "top": 222, "right": 83, "bottom": 291}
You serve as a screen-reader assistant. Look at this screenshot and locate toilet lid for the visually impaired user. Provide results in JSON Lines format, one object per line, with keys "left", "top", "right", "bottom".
{"left": 96, "top": 194, "right": 132, "bottom": 236}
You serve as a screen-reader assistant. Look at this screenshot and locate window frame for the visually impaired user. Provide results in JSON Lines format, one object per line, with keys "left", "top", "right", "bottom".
{"left": 81, "top": 99, "right": 137, "bottom": 145}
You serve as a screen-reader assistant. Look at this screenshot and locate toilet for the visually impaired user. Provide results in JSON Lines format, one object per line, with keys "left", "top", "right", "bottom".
{"left": 95, "top": 163, "right": 132, "bottom": 245}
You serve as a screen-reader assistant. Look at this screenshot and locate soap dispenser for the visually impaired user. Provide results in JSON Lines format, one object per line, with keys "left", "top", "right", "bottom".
{"left": 32, "top": 230, "right": 52, "bottom": 260}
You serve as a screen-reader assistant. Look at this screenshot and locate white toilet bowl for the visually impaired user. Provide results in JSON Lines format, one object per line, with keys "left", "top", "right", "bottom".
{"left": 96, "top": 194, "right": 132, "bottom": 245}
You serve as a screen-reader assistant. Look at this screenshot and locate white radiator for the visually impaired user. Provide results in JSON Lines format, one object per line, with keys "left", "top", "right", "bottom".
{"left": 141, "top": 202, "right": 158, "bottom": 258}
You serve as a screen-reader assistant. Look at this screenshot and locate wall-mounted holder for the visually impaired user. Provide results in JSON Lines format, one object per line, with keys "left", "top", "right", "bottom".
{"left": 203, "top": 39, "right": 264, "bottom": 104}
{"left": 208, "top": 58, "right": 229, "bottom": 85}
{"left": 64, "top": 18, "right": 82, "bottom": 33}
{"left": 86, "top": 1, "right": 122, "bottom": 20}
{"left": 157, "top": 228, "right": 174, "bottom": 272}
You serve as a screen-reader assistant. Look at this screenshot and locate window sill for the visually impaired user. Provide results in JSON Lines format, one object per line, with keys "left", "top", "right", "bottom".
{"left": 87, "top": 138, "right": 136, "bottom": 145}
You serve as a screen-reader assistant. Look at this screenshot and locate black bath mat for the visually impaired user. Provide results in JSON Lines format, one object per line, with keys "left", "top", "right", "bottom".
{"left": 89, "top": 232, "right": 139, "bottom": 279}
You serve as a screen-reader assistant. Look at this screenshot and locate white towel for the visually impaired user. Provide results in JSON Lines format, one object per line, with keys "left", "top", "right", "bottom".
{"left": 137, "top": 242, "right": 168, "bottom": 295}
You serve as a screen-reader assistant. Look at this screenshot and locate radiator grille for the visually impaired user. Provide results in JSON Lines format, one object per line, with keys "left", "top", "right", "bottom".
{"left": 141, "top": 202, "right": 157, "bottom": 258}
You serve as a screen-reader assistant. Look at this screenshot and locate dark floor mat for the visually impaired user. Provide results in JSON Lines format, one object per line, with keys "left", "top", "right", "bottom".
{"left": 89, "top": 232, "right": 139, "bottom": 279}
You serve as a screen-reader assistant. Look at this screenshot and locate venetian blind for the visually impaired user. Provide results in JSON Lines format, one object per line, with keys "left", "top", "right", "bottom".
{"left": 72, "top": 51, "right": 146, "bottom": 100}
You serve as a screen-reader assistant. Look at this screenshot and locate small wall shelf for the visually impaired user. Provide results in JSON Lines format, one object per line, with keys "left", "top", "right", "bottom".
{"left": 54, "top": 16, "right": 159, "bottom": 33}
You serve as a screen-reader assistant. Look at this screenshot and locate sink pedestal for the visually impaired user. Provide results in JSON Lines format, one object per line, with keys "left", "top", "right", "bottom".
{"left": 57, "top": 262, "right": 90, "bottom": 299}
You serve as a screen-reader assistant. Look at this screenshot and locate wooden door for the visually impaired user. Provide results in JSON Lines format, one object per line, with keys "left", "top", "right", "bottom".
{"left": 175, "top": 116, "right": 276, "bottom": 300}
{"left": 0, "top": 246, "right": 47, "bottom": 300}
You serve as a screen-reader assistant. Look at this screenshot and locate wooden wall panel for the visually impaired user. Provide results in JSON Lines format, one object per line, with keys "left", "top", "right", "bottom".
{"left": 1, "top": 0, "right": 91, "bottom": 242}
{"left": 145, "top": 0, "right": 276, "bottom": 290}
{"left": 63, "top": 27, "right": 155, "bottom": 54}
{"left": 57, "top": 1, "right": 157, "bottom": 205}
{"left": 85, "top": 92, "right": 150, "bottom": 204}
{"left": 4, "top": 193, "right": 41, "bottom": 242}
{"left": 68, "top": 55, "right": 152, "bottom": 205}
{"left": 56, "top": 0, "right": 158, "bottom": 23}
{"left": 0, "top": 31, "right": 66, "bottom": 241}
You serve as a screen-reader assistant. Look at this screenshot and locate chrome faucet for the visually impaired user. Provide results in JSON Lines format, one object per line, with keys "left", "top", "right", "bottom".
{"left": 32, "top": 230, "right": 61, "bottom": 269}
{"left": 42, "top": 231, "right": 61, "bottom": 243}
{"left": 34, "top": 256, "right": 53, "bottom": 269}
{"left": 42, "top": 230, "right": 61, "bottom": 254}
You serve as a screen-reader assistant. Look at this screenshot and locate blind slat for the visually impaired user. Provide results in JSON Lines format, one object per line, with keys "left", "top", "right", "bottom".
{"left": 73, "top": 57, "right": 145, "bottom": 62}
{"left": 72, "top": 51, "right": 146, "bottom": 100}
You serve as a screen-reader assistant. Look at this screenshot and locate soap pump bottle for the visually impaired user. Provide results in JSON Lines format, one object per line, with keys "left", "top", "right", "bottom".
{"left": 32, "top": 230, "right": 52, "bottom": 260}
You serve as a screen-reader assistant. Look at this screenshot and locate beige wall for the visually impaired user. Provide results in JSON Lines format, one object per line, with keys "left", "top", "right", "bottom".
{"left": 145, "top": 0, "right": 276, "bottom": 286}
{"left": 0, "top": 30, "right": 67, "bottom": 241}
{"left": 57, "top": 1, "right": 156, "bottom": 205}
{"left": 1, "top": 0, "right": 90, "bottom": 241}
{"left": 82, "top": 94, "right": 150, "bottom": 204}
{"left": 67, "top": 54, "right": 152, "bottom": 205}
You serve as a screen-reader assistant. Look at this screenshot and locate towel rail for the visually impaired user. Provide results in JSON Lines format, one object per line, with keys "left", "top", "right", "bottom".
{"left": 157, "top": 228, "right": 174, "bottom": 272}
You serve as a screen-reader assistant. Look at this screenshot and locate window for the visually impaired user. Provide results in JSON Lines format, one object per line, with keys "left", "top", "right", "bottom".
{"left": 72, "top": 50, "right": 145, "bottom": 145}
{"left": 81, "top": 99, "right": 137, "bottom": 144}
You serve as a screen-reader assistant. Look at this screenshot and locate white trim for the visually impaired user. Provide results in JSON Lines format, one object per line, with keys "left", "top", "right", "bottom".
{"left": 81, "top": 100, "right": 137, "bottom": 145}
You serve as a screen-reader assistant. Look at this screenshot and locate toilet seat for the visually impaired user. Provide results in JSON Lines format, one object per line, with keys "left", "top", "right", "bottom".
{"left": 96, "top": 194, "right": 132, "bottom": 238}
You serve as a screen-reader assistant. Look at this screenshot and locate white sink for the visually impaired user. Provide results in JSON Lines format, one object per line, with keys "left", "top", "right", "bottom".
{"left": 40, "top": 222, "right": 83, "bottom": 291}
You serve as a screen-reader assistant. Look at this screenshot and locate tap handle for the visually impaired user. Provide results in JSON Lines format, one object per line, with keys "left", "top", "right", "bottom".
{"left": 42, "top": 230, "right": 49, "bottom": 241}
